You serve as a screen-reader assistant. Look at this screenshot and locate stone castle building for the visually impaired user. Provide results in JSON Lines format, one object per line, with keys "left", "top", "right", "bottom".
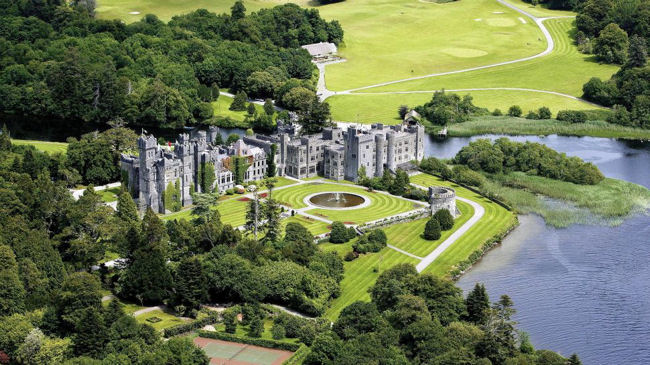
{"left": 121, "top": 120, "right": 426, "bottom": 213}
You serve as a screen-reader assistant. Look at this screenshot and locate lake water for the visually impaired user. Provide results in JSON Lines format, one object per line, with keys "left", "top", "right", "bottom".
{"left": 427, "top": 134, "right": 650, "bottom": 364}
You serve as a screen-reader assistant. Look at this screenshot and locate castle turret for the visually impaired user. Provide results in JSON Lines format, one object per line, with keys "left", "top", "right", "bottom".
{"left": 138, "top": 135, "right": 161, "bottom": 212}
{"left": 375, "top": 134, "right": 384, "bottom": 177}
{"left": 386, "top": 131, "right": 396, "bottom": 172}
{"left": 207, "top": 126, "right": 220, "bottom": 145}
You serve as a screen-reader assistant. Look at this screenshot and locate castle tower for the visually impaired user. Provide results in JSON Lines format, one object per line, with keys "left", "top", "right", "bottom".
{"left": 344, "top": 127, "right": 360, "bottom": 181}
{"left": 137, "top": 135, "right": 160, "bottom": 213}
{"left": 207, "top": 126, "right": 220, "bottom": 145}
{"left": 375, "top": 134, "right": 384, "bottom": 177}
{"left": 386, "top": 131, "right": 396, "bottom": 172}
{"left": 415, "top": 123, "right": 425, "bottom": 161}
{"left": 175, "top": 134, "right": 193, "bottom": 206}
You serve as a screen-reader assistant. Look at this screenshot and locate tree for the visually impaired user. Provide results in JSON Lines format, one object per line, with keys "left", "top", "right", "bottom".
{"left": 433, "top": 209, "right": 454, "bottom": 230}
{"left": 594, "top": 23, "right": 629, "bottom": 64}
{"left": 333, "top": 301, "right": 383, "bottom": 340}
{"left": 0, "top": 245, "right": 26, "bottom": 316}
{"left": 538, "top": 106, "right": 552, "bottom": 119}
{"left": 285, "top": 222, "right": 313, "bottom": 245}
{"left": 398, "top": 105, "right": 409, "bottom": 120}
{"left": 508, "top": 105, "right": 523, "bottom": 117}
{"left": 227, "top": 134, "right": 240, "bottom": 145}
{"left": 159, "top": 337, "right": 209, "bottom": 364}
{"left": 231, "top": 0, "right": 246, "bottom": 20}
{"left": 0, "top": 124, "right": 11, "bottom": 151}
{"left": 266, "top": 144, "right": 277, "bottom": 177}
{"left": 248, "top": 316, "right": 264, "bottom": 338}
{"left": 116, "top": 189, "right": 138, "bottom": 223}
{"left": 389, "top": 169, "right": 410, "bottom": 196}
{"left": 50, "top": 272, "right": 102, "bottom": 335}
{"left": 247, "top": 102, "right": 256, "bottom": 116}
{"left": 200, "top": 162, "right": 216, "bottom": 193}
{"left": 223, "top": 306, "right": 239, "bottom": 334}
{"left": 263, "top": 199, "right": 282, "bottom": 242}
{"left": 264, "top": 99, "right": 275, "bottom": 116}
{"left": 245, "top": 194, "right": 262, "bottom": 240}
{"left": 271, "top": 323, "right": 285, "bottom": 340}
{"left": 172, "top": 257, "right": 207, "bottom": 313}
{"left": 329, "top": 221, "right": 350, "bottom": 243}
{"left": 423, "top": 217, "right": 441, "bottom": 240}
{"left": 73, "top": 307, "right": 108, "bottom": 358}
{"left": 191, "top": 193, "right": 218, "bottom": 224}
{"left": 465, "top": 283, "right": 490, "bottom": 324}
{"left": 568, "top": 353, "right": 583, "bottom": 365}
{"left": 229, "top": 91, "right": 248, "bottom": 111}
{"left": 626, "top": 35, "right": 647, "bottom": 68}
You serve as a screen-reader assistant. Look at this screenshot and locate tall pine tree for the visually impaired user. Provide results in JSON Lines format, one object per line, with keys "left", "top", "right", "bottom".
{"left": 465, "top": 283, "right": 490, "bottom": 324}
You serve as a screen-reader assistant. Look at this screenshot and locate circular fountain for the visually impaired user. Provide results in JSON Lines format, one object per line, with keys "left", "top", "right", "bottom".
{"left": 306, "top": 192, "right": 368, "bottom": 209}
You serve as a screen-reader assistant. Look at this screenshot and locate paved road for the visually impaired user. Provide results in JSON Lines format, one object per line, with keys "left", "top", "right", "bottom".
{"left": 413, "top": 194, "right": 485, "bottom": 273}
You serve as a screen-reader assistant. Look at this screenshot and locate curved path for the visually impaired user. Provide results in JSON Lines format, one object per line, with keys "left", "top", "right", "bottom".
{"left": 415, "top": 196, "right": 485, "bottom": 273}
{"left": 319, "top": 0, "right": 579, "bottom": 106}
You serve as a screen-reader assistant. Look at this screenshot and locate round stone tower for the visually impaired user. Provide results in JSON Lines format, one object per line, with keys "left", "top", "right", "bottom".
{"left": 428, "top": 186, "right": 457, "bottom": 217}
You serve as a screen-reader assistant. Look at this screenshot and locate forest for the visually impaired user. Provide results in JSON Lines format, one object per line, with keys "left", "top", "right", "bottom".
{"left": 0, "top": 0, "right": 342, "bottom": 129}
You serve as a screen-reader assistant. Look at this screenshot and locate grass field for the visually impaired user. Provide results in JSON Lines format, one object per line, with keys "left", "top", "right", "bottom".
{"left": 445, "top": 116, "right": 650, "bottom": 139}
{"left": 162, "top": 196, "right": 249, "bottom": 227}
{"left": 211, "top": 94, "right": 269, "bottom": 127}
{"left": 385, "top": 200, "right": 473, "bottom": 257}
{"left": 362, "top": 19, "right": 618, "bottom": 98}
{"left": 409, "top": 173, "right": 516, "bottom": 276}
{"left": 11, "top": 139, "right": 68, "bottom": 154}
{"left": 329, "top": 90, "right": 603, "bottom": 124}
{"left": 137, "top": 309, "right": 188, "bottom": 331}
{"left": 281, "top": 215, "right": 331, "bottom": 236}
{"left": 273, "top": 182, "right": 423, "bottom": 224}
{"left": 99, "top": 187, "right": 121, "bottom": 203}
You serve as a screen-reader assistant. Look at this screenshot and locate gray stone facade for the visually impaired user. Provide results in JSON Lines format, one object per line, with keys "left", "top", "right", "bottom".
{"left": 122, "top": 120, "right": 425, "bottom": 213}
{"left": 428, "top": 186, "right": 458, "bottom": 217}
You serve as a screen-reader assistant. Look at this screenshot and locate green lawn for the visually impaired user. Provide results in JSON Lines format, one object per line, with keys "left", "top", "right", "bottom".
{"left": 273, "top": 182, "right": 423, "bottom": 225}
{"left": 11, "top": 139, "right": 68, "bottom": 154}
{"left": 211, "top": 94, "right": 269, "bottom": 127}
{"left": 162, "top": 196, "right": 249, "bottom": 227}
{"left": 99, "top": 187, "right": 121, "bottom": 203}
{"left": 136, "top": 309, "right": 190, "bottom": 331}
{"left": 360, "top": 18, "right": 618, "bottom": 99}
{"left": 321, "top": 241, "right": 419, "bottom": 319}
{"left": 385, "top": 200, "right": 473, "bottom": 258}
{"left": 212, "top": 319, "right": 301, "bottom": 343}
{"left": 281, "top": 215, "right": 331, "bottom": 236}
{"left": 409, "top": 173, "right": 517, "bottom": 277}
{"left": 329, "top": 90, "right": 603, "bottom": 124}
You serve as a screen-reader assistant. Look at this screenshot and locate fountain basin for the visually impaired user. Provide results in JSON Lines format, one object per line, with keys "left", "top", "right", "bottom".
{"left": 305, "top": 192, "right": 369, "bottom": 209}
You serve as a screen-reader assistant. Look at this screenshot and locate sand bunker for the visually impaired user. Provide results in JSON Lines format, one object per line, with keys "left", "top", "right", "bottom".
{"left": 128, "top": 11, "right": 140, "bottom": 15}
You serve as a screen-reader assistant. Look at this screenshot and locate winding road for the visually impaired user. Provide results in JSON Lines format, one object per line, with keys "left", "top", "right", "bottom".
{"left": 317, "top": 0, "right": 587, "bottom": 107}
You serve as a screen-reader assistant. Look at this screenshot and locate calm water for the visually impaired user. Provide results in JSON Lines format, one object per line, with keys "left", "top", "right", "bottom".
{"left": 426, "top": 135, "right": 650, "bottom": 364}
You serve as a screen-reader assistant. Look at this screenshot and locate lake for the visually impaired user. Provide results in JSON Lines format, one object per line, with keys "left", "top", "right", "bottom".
{"left": 428, "top": 134, "right": 650, "bottom": 364}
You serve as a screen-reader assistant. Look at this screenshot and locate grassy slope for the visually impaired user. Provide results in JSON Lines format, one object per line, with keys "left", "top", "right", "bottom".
{"left": 11, "top": 139, "right": 68, "bottom": 154}
{"left": 409, "top": 173, "right": 516, "bottom": 276}
{"left": 322, "top": 0, "right": 544, "bottom": 90}
{"left": 386, "top": 200, "right": 473, "bottom": 257}
{"left": 446, "top": 116, "right": 650, "bottom": 139}
{"left": 211, "top": 94, "right": 268, "bottom": 126}
{"left": 162, "top": 196, "right": 249, "bottom": 227}
{"left": 363, "top": 19, "right": 618, "bottom": 97}
{"left": 329, "top": 90, "right": 602, "bottom": 124}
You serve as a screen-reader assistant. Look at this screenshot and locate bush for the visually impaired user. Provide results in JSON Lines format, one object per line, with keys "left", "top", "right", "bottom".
{"left": 423, "top": 217, "right": 441, "bottom": 240}
{"left": 248, "top": 316, "right": 264, "bottom": 338}
{"left": 367, "top": 229, "right": 387, "bottom": 245}
{"left": 344, "top": 251, "right": 358, "bottom": 261}
{"left": 538, "top": 106, "right": 552, "bottom": 119}
{"left": 607, "top": 105, "right": 632, "bottom": 126}
{"left": 419, "top": 157, "right": 453, "bottom": 179}
{"left": 433, "top": 209, "right": 454, "bottom": 230}
{"left": 508, "top": 105, "right": 523, "bottom": 117}
{"left": 492, "top": 108, "right": 503, "bottom": 116}
{"left": 525, "top": 111, "right": 539, "bottom": 120}
{"left": 271, "top": 323, "right": 286, "bottom": 340}
{"left": 556, "top": 110, "right": 587, "bottom": 123}
{"left": 163, "top": 312, "right": 221, "bottom": 338}
{"left": 452, "top": 165, "right": 486, "bottom": 187}
{"left": 329, "top": 222, "right": 350, "bottom": 243}
{"left": 230, "top": 91, "right": 248, "bottom": 111}
{"left": 197, "top": 330, "right": 301, "bottom": 352}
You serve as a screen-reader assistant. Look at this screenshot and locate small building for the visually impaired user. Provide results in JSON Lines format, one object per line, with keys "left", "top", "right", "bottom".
{"left": 428, "top": 186, "right": 458, "bottom": 217}
{"left": 301, "top": 42, "right": 338, "bottom": 60}
{"left": 404, "top": 110, "right": 421, "bottom": 124}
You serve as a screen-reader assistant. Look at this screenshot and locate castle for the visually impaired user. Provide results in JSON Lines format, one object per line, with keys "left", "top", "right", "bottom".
{"left": 121, "top": 120, "right": 426, "bottom": 213}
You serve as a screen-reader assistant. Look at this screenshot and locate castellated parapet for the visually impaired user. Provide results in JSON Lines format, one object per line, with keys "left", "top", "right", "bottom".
{"left": 428, "top": 186, "right": 458, "bottom": 217}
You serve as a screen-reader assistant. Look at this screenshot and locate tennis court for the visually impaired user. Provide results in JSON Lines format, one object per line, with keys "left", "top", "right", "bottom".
{"left": 194, "top": 337, "right": 294, "bottom": 365}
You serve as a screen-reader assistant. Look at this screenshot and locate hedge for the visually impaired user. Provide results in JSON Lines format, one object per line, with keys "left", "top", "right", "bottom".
{"left": 163, "top": 312, "right": 221, "bottom": 338}
{"left": 283, "top": 344, "right": 310, "bottom": 365}
{"left": 197, "top": 330, "right": 302, "bottom": 352}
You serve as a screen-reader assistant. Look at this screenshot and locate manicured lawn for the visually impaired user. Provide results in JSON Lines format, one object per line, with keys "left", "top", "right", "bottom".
{"left": 162, "top": 196, "right": 249, "bottom": 227}
{"left": 273, "top": 182, "right": 423, "bottom": 224}
{"left": 409, "top": 173, "right": 517, "bottom": 277}
{"left": 361, "top": 19, "right": 618, "bottom": 99}
{"left": 329, "top": 90, "right": 603, "bottom": 124}
{"left": 281, "top": 215, "right": 331, "bottom": 236}
{"left": 136, "top": 309, "right": 189, "bottom": 331}
{"left": 99, "top": 187, "right": 121, "bottom": 203}
{"left": 385, "top": 200, "right": 473, "bottom": 258}
{"left": 211, "top": 94, "right": 269, "bottom": 126}
{"left": 212, "top": 319, "right": 300, "bottom": 344}
{"left": 321, "top": 241, "right": 419, "bottom": 319}
{"left": 499, "top": 0, "right": 575, "bottom": 18}
{"left": 11, "top": 139, "right": 68, "bottom": 154}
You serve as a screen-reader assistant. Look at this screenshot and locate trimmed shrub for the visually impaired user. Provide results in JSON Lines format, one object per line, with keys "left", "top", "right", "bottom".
{"left": 556, "top": 110, "right": 587, "bottom": 123}
{"left": 423, "top": 218, "right": 441, "bottom": 240}
{"left": 525, "top": 111, "right": 539, "bottom": 120}
{"left": 271, "top": 323, "right": 286, "bottom": 340}
{"left": 492, "top": 108, "right": 503, "bottom": 116}
{"left": 507, "top": 105, "right": 522, "bottom": 117}
{"left": 163, "top": 312, "right": 221, "bottom": 338}
{"left": 197, "top": 330, "right": 301, "bottom": 351}
{"left": 433, "top": 209, "right": 454, "bottom": 230}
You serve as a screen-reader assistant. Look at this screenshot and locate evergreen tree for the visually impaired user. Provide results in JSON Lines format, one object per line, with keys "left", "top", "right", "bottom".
{"left": 389, "top": 169, "right": 409, "bottom": 196}
{"left": 380, "top": 169, "right": 393, "bottom": 190}
{"left": 626, "top": 35, "right": 647, "bottom": 68}
{"left": 433, "top": 209, "right": 454, "bottom": 230}
{"left": 116, "top": 189, "right": 138, "bottom": 222}
{"left": 247, "top": 102, "right": 256, "bottom": 116}
{"left": 263, "top": 199, "right": 282, "bottom": 242}
{"left": 230, "top": 91, "right": 248, "bottom": 111}
{"left": 264, "top": 99, "right": 275, "bottom": 115}
{"left": 266, "top": 144, "right": 277, "bottom": 177}
{"left": 104, "top": 299, "right": 125, "bottom": 327}
{"left": 172, "top": 257, "right": 207, "bottom": 312}
{"left": 223, "top": 307, "right": 239, "bottom": 334}
{"left": 231, "top": 0, "right": 246, "bottom": 20}
{"left": 465, "top": 283, "right": 490, "bottom": 324}
{"left": 0, "top": 124, "right": 11, "bottom": 151}
{"left": 215, "top": 133, "right": 224, "bottom": 146}
{"left": 248, "top": 316, "right": 264, "bottom": 338}
{"left": 191, "top": 193, "right": 218, "bottom": 224}
{"left": 0, "top": 245, "right": 26, "bottom": 316}
{"left": 568, "top": 353, "right": 582, "bottom": 365}
{"left": 245, "top": 194, "right": 261, "bottom": 240}
{"left": 423, "top": 217, "right": 441, "bottom": 240}
{"left": 73, "top": 307, "right": 108, "bottom": 358}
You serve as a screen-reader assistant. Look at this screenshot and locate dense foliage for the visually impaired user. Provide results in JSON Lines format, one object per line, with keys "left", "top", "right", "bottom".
{"left": 304, "top": 263, "right": 575, "bottom": 364}
{"left": 454, "top": 138, "right": 604, "bottom": 185}
{"left": 0, "top": 1, "right": 341, "bottom": 129}
{"left": 414, "top": 90, "right": 485, "bottom": 126}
